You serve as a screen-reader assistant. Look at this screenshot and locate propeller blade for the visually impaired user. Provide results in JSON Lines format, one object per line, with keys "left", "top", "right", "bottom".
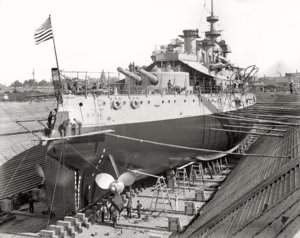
{"left": 36, "top": 164, "right": 45, "bottom": 178}
{"left": 108, "top": 154, "right": 120, "bottom": 178}
{"left": 118, "top": 171, "right": 136, "bottom": 186}
{"left": 35, "top": 164, "right": 45, "bottom": 184}
{"left": 95, "top": 173, "right": 115, "bottom": 189}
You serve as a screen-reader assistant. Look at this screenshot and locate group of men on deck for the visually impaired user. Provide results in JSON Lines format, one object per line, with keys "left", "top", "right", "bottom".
{"left": 47, "top": 110, "right": 83, "bottom": 137}
{"left": 58, "top": 118, "right": 82, "bottom": 137}
{"left": 94, "top": 199, "right": 143, "bottom": 227}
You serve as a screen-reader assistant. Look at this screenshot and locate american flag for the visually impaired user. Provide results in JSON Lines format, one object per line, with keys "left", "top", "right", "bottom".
{"left": 34, "top": 16, "right": 53, "bottom": 45}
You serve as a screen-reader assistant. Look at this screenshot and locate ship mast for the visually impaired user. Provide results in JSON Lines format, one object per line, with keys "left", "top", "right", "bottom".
{"left": 205, "top": 0, "right": 221, "bottom": 62}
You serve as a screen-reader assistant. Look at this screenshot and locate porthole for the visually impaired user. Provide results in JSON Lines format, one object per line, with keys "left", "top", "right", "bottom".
{"left": 79, "top": 102, "right": 83, "bottom": 107}
{"left": 184, "top": 100, "right": 186, "bottom": 103}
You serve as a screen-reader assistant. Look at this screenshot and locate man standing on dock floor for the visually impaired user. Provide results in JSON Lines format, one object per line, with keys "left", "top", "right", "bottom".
{"left": 112, "top": 209, "right": 118, "bottom": 227}
{"left": 126, "top": 201, "right": 132, "bottom": 219}
{"left": 28, "top": 194, "right": 34, "bottom": 213}
{"left": 136, "top": 200, "right": 142, "bottom": 219}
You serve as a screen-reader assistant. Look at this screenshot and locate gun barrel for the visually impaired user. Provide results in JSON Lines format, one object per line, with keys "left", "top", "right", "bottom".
{"left": 135, "top": 67, "right": 158, "bottom": 85}
{"left": 117, "top": 67, "right": 141, "bottom": 83}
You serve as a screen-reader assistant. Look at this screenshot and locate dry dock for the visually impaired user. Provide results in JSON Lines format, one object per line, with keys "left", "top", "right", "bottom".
{"left": 1, "top": 93, "right": 300, "bottom": 238}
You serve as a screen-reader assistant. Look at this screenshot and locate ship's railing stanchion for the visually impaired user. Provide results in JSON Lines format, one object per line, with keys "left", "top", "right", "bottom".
{"left": 108, "top": 72, "right": 110, "bottom": 98}
{"left": 128, "top": 73, "right": 131, "bottom": 97}
{"left": 85, "top": 72, "right": 87, "bottom": 98}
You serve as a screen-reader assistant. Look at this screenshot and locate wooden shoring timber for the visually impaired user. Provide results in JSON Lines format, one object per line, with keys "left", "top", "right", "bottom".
{"left": 222, "top": 124, "right": 287, "bottom": 132}
{"left": 208, "top": 114, "right": 300, "bottom": 127}
{"left": 237, "top": 122, "right": 290, "bottom": 128}
{"left": 210, "top": 128, "right": 283, "bottom": 137}
{"left": 225, "top": 112, "right": 291, "bottom": 120}
{"left": 248, "top": 106, "right": 298, "bottom": 110}
{"left": 177, "top": 161, "right": 195, "bottom": 169}
{"left": 256, "top": 102, "right": 300, "bottom": 105}
{"left": 245, "top": 108, "right": 299, "bottom": 113}
{"left": 228, "top": 112, "right": 300, "bottom": 120}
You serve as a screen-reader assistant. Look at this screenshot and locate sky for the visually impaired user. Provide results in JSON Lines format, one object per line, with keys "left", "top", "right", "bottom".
{"left": 1, "top": 0, "right": 300, "bottom": 85}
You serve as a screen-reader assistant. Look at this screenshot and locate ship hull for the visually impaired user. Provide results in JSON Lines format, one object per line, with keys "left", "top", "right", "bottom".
{"left": 45, "top": 114, "right": 246, "bottom": 216}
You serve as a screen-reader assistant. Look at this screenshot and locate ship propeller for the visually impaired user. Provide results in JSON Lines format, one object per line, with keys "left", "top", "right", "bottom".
{"left": 95, "top": 171, "right": 136, "bottom": 194}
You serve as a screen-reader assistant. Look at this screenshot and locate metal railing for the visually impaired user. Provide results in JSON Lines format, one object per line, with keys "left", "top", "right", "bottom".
{"left": 58, "top": 70, "right": 255, "bottom": 97}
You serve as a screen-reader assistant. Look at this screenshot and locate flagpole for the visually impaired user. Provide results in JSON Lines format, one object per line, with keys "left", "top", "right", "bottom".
{"left": 48, "top": 15, "right": 64, "bottom": 106}
{"left": 48, "top": 15, "right": 61, "bottom": 82}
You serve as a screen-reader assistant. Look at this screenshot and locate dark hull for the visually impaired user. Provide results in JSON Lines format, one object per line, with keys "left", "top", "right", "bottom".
{"left": 45, "top": 115, "right": 245, "bottom": 216}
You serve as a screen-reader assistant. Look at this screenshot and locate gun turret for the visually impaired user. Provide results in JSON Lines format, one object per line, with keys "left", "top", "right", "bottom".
{"left": 135, "top": 67, "right": 158, "bottom": 85}
{"left": 117, "top": 67, "right": 141, "bottom": 83}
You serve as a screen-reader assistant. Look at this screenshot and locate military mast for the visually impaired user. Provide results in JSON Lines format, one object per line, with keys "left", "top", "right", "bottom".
{"left": 205, "top": 0, "right": 221, "bottom": 63}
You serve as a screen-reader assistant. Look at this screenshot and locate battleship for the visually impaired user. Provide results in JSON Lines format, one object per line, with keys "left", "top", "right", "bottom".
{"left": 42, "top": 0, "right": 258, "bottom": 217}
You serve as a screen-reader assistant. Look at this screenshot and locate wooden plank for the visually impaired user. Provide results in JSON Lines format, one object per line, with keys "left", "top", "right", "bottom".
{"left": 41, "top": 129, "right": 114, "bottom": 141}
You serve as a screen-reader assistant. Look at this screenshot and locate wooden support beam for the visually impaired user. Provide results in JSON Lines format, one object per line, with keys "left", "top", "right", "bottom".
{"left": 210, "top": 128, "right": 283, "bottom": 137}
{"left": 222, "top": 124, "right": 287, "bottom": 132}
{"left": 177, "top": 161, "right": 195, "bottom": 169}
{"left": 238, "top": 122, "right": 289, "bottom": 128}
{"left": 208, "top": 114, "right": 300, "bottom": 127}
{"left": 228, "top": 112, "right": 300, "bottom": 120}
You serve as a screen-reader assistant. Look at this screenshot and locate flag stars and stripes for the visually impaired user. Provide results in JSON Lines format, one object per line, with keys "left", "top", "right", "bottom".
{"left": 34, "top": 16, "right": 53, "bottom": 45}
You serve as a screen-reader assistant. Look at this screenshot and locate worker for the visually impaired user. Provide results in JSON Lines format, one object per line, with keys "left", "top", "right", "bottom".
{"left": 126, "top": 201, "right": 132, "bottom": 219}
{"left": 290, "top": 82, "right": 293, "bottom": 94}
{"left": 100, "top": 202, "right": 107, "bottom": 222}
{"left": 74, "top": 118, "right": 82, "bottom": 135}
{"left": 70, "top": 119, "right": 76, "bottom": 135}
{"left": 112, "top": 209, "right": 118, "bottom": 227}
{"left": 58, "top": 119, "right": 70, "bottom": 137}
{"left": 92, "top": 83, "right": 97, "bottom": 90}
{"left": 47, "top": 111, "right": 53, "bottom": 128}
{"left": 28, "top": 194, "right": 34, "bottom": 213}
{"left": 95, "top": 207, "right": 101, "bottom": 224}
{"left": 136, "top": 200, "right": 142, "bottom": 219}
{"left": 108, "top": 203, "right": 115, "bottom": 221}
{"left": 167, "top": 169, "right": 176, "bottom": 190}
{"left": 167, "top": 80, "right": 173, "bottom": 92}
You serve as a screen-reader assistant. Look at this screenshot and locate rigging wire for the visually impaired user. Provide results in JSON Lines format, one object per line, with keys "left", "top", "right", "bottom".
{"left": 46, "top": 138, "right": 64, "bottom": 228}
{"left": 199, "top": 0, "right": 207, "bottom": 28}
{"left": 68, "top": 144, "right": 103, "bottom": 173}
{"left": 46, "top": 97, "right": 69, "bottom": 228}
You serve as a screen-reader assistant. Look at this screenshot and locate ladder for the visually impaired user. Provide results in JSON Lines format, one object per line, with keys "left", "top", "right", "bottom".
{"left": 176, "top": 164, "right": 191, "bottom": 194}
{"left": 189, "top": 162, "right": 205, "bottom": 185}
{"left": 150, "top": 176, "right": 173, "bottom": 213}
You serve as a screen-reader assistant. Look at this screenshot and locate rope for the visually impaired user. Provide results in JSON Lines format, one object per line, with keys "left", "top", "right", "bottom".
{"left": 46, "top": 138, "right": 64, "bottom": 228}
{"left": 68, "top": 144, "right": 102, "bottom": 173}
{"left": 105, "top": 133, "right": 289, "bottom": 159}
